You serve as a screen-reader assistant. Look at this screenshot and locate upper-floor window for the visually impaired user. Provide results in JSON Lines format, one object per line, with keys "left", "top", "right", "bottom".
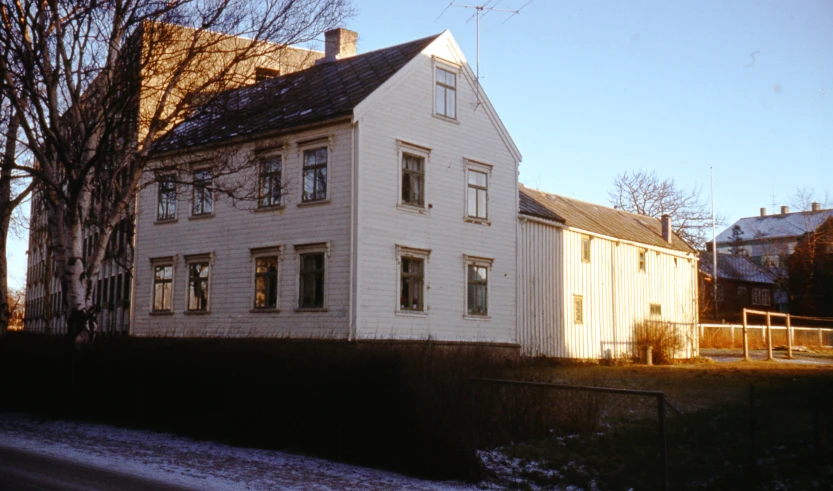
{"left": 157, "top": 175, "right": 176, "bottom": 221}
{"left": 466, "top": 259, "right": 490, "bottom": 317}
{"left": 400, "top": 256, "right": 425, "bottom": 312}
{"left": 638, "top": 249, "right": 646, "bottom": 272}
{"left": 650, "top": 303, "right": 662, "bottom": 316}
{"left": 187, "top": 261, "right": 210, "bottom": 311}
{"left": 152, "top": 264, "right": 173, "bottom": 312}
{"left": 467, "top": 170, "right": 488, "bottom": 219}
{"left": 401, "top": 154, "right": 425, "bottom": 207}
{"left": 192, "top": 169, "right": 213, "bottom": 216}
{"left": 259, "top": 156, "right": 282, "bottom": 208}
{"left": 302, "top": 148, "right": 327, "bottom": 202}
{"left": 435, "top": 67, "right": 457, "bottom": 119}
{"left": 574, "top": 295, "right": 584, "bottom": 324}
{"left": 581, "top": 235, "right": 591, "bottom": 262}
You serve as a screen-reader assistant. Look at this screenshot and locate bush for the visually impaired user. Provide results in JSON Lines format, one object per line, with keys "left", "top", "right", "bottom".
{"left": 633, "top": 319, "right": 687, "bottom": 364}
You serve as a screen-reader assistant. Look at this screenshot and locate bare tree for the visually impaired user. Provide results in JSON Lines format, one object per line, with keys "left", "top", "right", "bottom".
{"left": 787, "top": 218, "right": 833, "bottom": 316}
{"left": 0, "top": 0, "right": 352, "bottom": 339}
{"left": 789, "top": 186, "right": 830, "bottom": 212}
{"left": 7, "top": 286, "right": 24, "bottom": 331}
{"left": 608, "top": 170, "right": 721, "bottom": 249}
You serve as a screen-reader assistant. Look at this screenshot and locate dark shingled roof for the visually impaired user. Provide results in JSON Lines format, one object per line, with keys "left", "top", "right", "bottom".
{"left": 152, "top": 34, "right": 442, "bottom": 154}
{"left": 519, "top": 184, "right": 696, "bottom": 254}
{"left": 699, "top": 252, "right": 780, "bottom": 284}
{"left": 715, "top": 208, "right": 833, "bottom": 243}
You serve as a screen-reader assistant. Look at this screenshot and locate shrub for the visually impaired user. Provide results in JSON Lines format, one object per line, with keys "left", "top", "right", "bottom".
{"left": 633, "top": 319, "right": 687, "bottom": 364}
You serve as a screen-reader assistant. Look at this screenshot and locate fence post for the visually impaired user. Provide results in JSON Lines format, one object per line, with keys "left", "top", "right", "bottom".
{"left": 820, "top": 328, "right": 824, "bottom": 347}
{"left": 786, "top": 314, "right": 793, "bottom": 359}
{"left": 731, "top": 324, "right": 735, "bottom": 346}
{"left": 743, "top": 310, "right": 749, "bottom": 361}
{"left": 658, "top": 394, "right": 668, "bottom": 491}
{"left": 766, "top": 312, "right": 773, "bottom": 361}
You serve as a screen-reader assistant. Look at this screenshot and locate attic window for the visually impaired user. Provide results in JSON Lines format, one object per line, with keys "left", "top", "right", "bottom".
{"left": 435, "top": 67, "right": 457, "bottom": 119}
{"left": 581, "top": 235, "right": 591, "bottom": 262}
{"left": 638, "top": 249, "right": 646, "bottom": 272}
{"left": 255, "top": 67, "right": 281, "bottom": 82}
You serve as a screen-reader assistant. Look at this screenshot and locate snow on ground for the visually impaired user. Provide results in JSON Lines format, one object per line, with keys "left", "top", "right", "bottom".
{"left": 0, "top": 413, "right": 478, "bottom": 490}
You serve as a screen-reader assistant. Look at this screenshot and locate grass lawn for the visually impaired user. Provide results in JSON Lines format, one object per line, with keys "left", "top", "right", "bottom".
{"left": 479, "top": 359, "right": 833, "bottom": 490}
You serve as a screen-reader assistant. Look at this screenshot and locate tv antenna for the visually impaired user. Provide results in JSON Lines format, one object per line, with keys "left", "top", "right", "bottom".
{"left": 436, "top": 1, "right": 533, "bottom": 107}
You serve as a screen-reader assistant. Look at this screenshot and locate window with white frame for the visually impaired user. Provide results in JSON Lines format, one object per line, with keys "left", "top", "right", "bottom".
{"left": 435, "top": 66, "right": 457, "bottom": 119}
{"left": 465, "top": 161, "right": 491, "bottom": 222}
{"left": 252, "top": 248, "right": 281, "bottom": 310}
{"left": 259, "top": 156, "right": 282, "bottom": 208}
{"left": 186, "top": 258, "right": 210, "bottom": 311}
{"left": 152, "top": 262, "right": 174, "bottom": 312}
{"left": 574, "top": 295, "right": 583, "bottom": 324}
{"left": 397, "top": 247, "right": 430, "bottom": 313}
{"left": 401, "top": 154, "right": 425, "bottom": 207}
{"left": 638, "top": 249, "right": 646, "bottom": 272}
{"left": 302, "top": 147, "right": 328, "bottom": 202}
{"left": 581, "top": 235, "right": 591, "bottom": 262}
{"left": 295, "top": 243, "right": 329, "bottom": 309}
{"left": 157, "top": 175, "right": 177, "bottom": 221}
{"left": 465, "top": 256, "right": 492, "bottom": 317}
{"left": 192, "top": 169, "right": 213, "bottom": 216}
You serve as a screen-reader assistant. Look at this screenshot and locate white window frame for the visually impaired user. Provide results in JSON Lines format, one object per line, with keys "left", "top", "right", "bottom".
{"left": 294, "top": 242, "right": 330, "bottom": 311}
{"left": 574, "top": 295, "right": 584, "bottom": 325}
{"left": 250, "top": 245, "right": 283, "bottom": 312}
{"left": 463, "top": 255, "right": 493, "bottom": 320}
{"left": 149, "top": 257, "right": 176, "bottom": 314}
{"left": 256, "top": 149, "right": 285, "bottom": 210}
{"left": 581, "top": 235, "right": 592, "bottom": 263}
{"left": 191, "top": 167, "right": 214, "bottom": 218}
{"left": 464, "top": 159, "right": 492, "bottom": 225}
{"left": 156, "top": 174, "right": 178, "bottom": 222}
{"left": 297, "top": 136, "right": 333, "bottom": 206}
{"left": 433, "top": 59, "right": 460, "bottom": 122}
{"left": 184, "top": 253, "right": 213, "bottom": 314}
{"left": 395, "top": 245, "right": 431, "bottom": 317}
{"left": 396, "top": 140, "right": 431, "bottom": 213}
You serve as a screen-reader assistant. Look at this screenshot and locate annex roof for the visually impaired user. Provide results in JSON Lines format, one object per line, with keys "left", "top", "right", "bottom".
{"left": 698, "top": 252, "right": 780, "bottom": 284}
{"left": 519, "top": 184, "right": 697, "bottom": 254}
{"left": 715, "top": 208, "right": 833, "bottom": 244}
{"left": 152, "top": 34, "right": 442, "bottom": 154}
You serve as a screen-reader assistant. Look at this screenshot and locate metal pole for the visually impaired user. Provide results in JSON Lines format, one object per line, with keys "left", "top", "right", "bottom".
{"left": 766, "top": 312, "right": 773, "bottom": 360}
{"left": 786, "top": 314, "right": 793, "bottom": 359}
{"left": 743, "top": 310, "right": 749, "bottom": 361}
{"left": 475, "top": 6, "right": 480, "bottom": 106}
{"left": 749, "top": 385, "right": 756, "bottom": 467}
{"left": 710, "top": 167, "right": 718, "bottom": 319}
{"left": 658, "top": 394, "right": 668, "bottom": 491}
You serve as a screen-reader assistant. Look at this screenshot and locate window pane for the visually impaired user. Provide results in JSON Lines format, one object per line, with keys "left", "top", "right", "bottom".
{"left": 303, "top": 170, "right": 315, "bottom": 200}
{"left": 446, "top": 89, "right": 456, "bottom": 119}
{"left": 402, "top": 173, "right": 411, "bottom": 203}
{"left": 477, "top": 189, "right": 487, "bottom": 218}
{"left": 468, "top": 188, "right": 477, "bottom": 217}
{"left": 188, "top": 263, "right": 209, "bottom": 311}
{"left": 435, "top": 87, "right": 445, "bottom": 115}
{"left": 316, "top": 167, "right": 327, "bottom": 199}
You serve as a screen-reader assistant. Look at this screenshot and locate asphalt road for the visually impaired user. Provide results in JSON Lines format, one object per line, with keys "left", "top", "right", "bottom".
{"left": 0, "top": 446, "right": 194, "bottom": 491}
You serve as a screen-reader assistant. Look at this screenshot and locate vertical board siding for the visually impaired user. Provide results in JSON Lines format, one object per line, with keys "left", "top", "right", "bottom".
{"left": 519, "top": 219, "right": 699, "bottom": 359}
{"left": 354, "top": 41, "right": 518, "bottom": 343}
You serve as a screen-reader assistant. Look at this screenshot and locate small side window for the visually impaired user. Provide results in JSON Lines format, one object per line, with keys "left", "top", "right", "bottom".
{"left": 638, "top": 249, "right": 646, "bottom": 272}
{"left": 581, "top": 235, "right": 591, "bottom": 262}
{"left": 650, "top": 303, "right": 662, "bottom": 316}
{"left": 574, "top": 295, "right": 584, "bottom": 324}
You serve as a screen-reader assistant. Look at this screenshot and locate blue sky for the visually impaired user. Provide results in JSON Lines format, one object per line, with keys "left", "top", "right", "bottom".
{"left": 6, "top": 0, "right": 832, "bottom": 290}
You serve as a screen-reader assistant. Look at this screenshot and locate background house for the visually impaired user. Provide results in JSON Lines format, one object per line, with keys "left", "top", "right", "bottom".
{"left": 517, "top": 185, "right": 700, "bottom": 359}
{"left": 698, "top": 251, "right": 781, "bottom": 322}
{"left": 132, "top": 30, "right": 520, "bottom": 343}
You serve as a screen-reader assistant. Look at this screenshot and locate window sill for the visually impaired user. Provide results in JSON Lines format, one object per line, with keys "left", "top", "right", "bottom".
{"left": 250, "top": 308, "right": 281, "bottom": 314}
{"left": 395, "top": 310, "right": 428, "bottom": 318}
{"left": 397, "top": 204, "right": 429, "bottom": 215}
{"left": 464, "top": 217, "right": 491, "bottom": 226}
{"left": 188, "top": 213, "right": 215, "bottom": 221}
{"left": 149, "top": 311, "right": 174, "bottom": 316}
{"left": 154, "top": 218, "right": 178, "bottom": 225}
{"left": 463, "top": 314, "right": 491, "bottom": 321}
{"left": 297, "top": 199, "right": 331, "bottom": 208}
{"left": 294, "top": 307, "right": 329, "bottom": 313}
{"left": 184, "top": 310, "right": 211, "bottom": 315}
{"left": 433, "top": 113, "right": 460, "bottom": 125}
{"left": 254, "top": 204, "right": 285, "bottom": 213}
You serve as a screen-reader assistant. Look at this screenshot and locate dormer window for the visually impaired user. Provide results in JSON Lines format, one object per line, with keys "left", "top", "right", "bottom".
{"left": 255, "top": 67, "right": 280, "bottom": 82}
{"left": 435, "top": 67, "right": 457, "bottom": 119}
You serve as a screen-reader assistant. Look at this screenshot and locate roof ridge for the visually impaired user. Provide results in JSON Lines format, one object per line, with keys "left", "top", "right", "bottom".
{"left": 520, "top": 183, "right": 660, "bottom": 224}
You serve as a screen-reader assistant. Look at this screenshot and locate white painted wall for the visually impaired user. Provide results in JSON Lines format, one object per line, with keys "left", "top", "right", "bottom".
{"left": 519, "top": 217, "right": 699, "bottom": 359}
{"left": 352, "top": 34, "right": 519, "bottom": 343}
{"left": 132, "top": 122, "right": 354, "bottom": 338}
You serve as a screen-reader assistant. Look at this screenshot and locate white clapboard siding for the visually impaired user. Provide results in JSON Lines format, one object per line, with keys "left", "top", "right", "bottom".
{"left": 352, "top": 34, "right": 519, "bottom": 344}
{"left": 132, "top": 123, "right": 354, "bottom": 338}
{"left": 519, "top": 217, "right": 699, "bottom": 359}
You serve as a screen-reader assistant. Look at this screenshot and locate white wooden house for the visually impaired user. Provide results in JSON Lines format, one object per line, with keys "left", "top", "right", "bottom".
{"left": 517, "top": 185, "right": 700, "bottom": 359}
{"left": 132, "top": 30, "right": 521, "bottom": 343}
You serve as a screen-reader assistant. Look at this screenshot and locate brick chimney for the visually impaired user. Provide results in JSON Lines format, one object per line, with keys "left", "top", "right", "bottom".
{"left": 661, "top": 214, "right": 672, "bottom": 244}
{"left": 323, "top": 28, "right": 357, "bottom": 62}
{"left": 781, "top": 205, "right": 789, "bottom": 215}
{"left": 812, "top": 202, "right": 821, "bottom": 212}
{"left": 760, "top": 207, "right": 767, "bottom": 217}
